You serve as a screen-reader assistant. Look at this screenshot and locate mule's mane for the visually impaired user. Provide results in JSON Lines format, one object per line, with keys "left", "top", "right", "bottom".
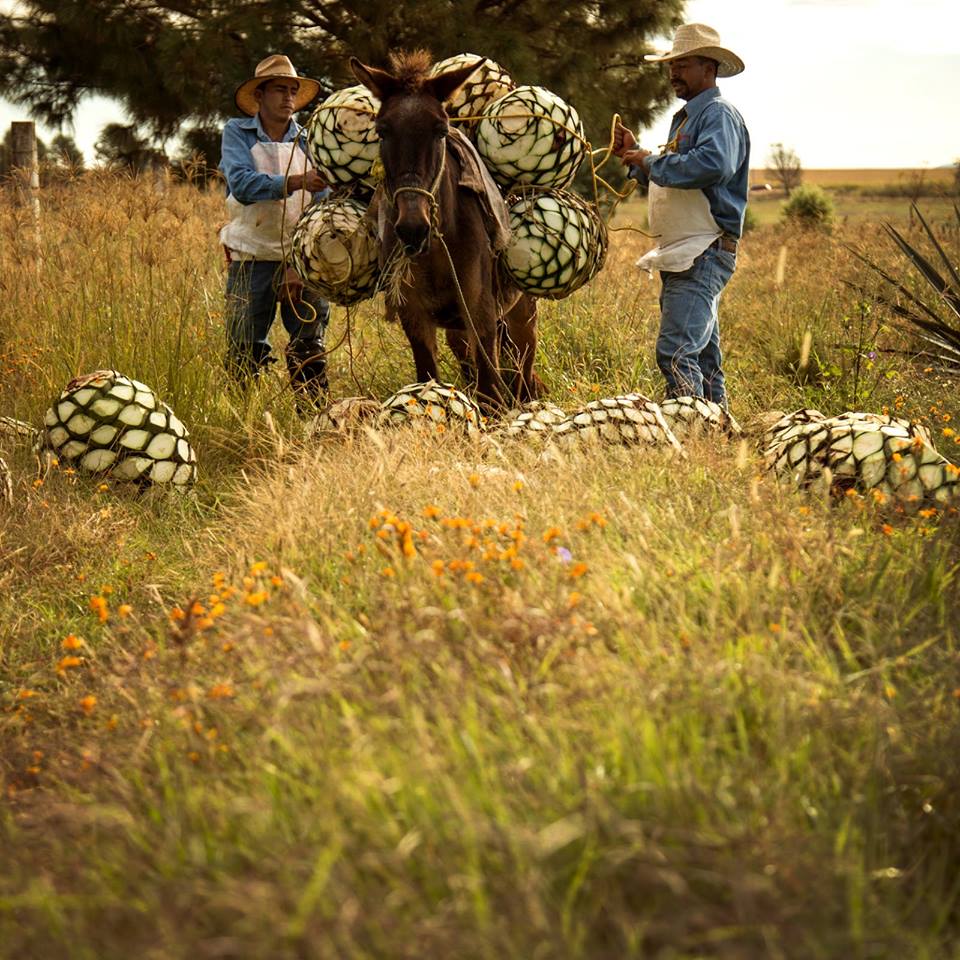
{"left": 386, "top": 49, "right": 434, "bottom": 91}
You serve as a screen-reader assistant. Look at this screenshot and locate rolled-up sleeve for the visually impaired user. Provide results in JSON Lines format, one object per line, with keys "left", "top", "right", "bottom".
{"left": 220, "top": 121, "right": 285, "bottom": 204}
{"left": 648, "top": 106, "right": 745, "bottom": 190}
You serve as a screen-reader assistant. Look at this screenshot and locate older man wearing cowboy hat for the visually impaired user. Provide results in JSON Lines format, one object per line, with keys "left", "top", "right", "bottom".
{"left": 612, "top": 23, "right": 750, "bottom": 411}
{"left": 219, "top": 54, "right": 330, "bottom": 408}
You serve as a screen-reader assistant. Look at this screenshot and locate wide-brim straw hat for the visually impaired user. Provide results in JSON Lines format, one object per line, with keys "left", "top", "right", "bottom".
{"left": 234, "top": 54, "right": 321, "bottom": 116}
{"left": 644, "top": 23, "right": 744, "bottom": 78}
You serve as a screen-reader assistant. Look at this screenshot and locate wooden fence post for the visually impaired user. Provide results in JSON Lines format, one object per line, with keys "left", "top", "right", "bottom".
{"left": 10, "top": 121, "right": 42, "bottom": 264}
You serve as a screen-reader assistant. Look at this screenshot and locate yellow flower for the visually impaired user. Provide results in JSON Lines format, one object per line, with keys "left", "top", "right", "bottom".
{"left": 207, "top": 683, "right": 234, "bottom": 700}
{"left": 543, "top": 526, "right": 563, "bottom": 543}
{"left": 466, "top": 571, "right": 484, "bottom": 585}
{"left": 270, "top": 575, "right": 283, "bottom": 587}
{"left": 468, "top": 473, "right": 480, "bottom": 487}
{"left": 97, "top": 483, "right": 109, "bottom": 493}
{"left": 381, "top": 566, "right": 396, "bottom": 578}
{"left": 423, "top": 505, "right": 441, "bottom": 519}
{"left": 245, "top": 591, "right": 268, "bottom": 606}
{"left": 118, "top": 604, "right": 133, "bottom": 618}
{"left": 89, "top": 595, "right": 109, "bottom": 622}
{"left": 79, "top": 695, "right": 97, "bottom": 715}
{"left": 567, "top": 592, "right": 582, "bottom": 608}
{"left": 62, "top": 634, "right": 84, "bottom": 650}
{"left": 510, "top": 557, "right": 525, "bottom": 571}
{"left": 169, "top": 605, "right": 186, "bottom": 622}
{"left": 57, "top": 655, "right": 83, "bottom": 675}
{"left": 431, "top": 560, "right": 445, "bottom": 577}
{"left": 17, "top": 689, "right": 37, "bottom": 700}
{"left": 512, "top": 480, "right": 524, "bottom": 492}
{"left": 249, "top": 561, "right": 268, "bottom": 574}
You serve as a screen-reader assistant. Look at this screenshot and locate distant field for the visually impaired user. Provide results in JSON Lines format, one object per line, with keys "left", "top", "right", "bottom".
{"left": 751, "top": 167, "right": 956, "bottom": 191}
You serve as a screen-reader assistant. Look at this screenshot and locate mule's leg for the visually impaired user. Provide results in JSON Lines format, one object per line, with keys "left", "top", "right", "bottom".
{"left": 396, "top": 304, "right": 440, "bottom": 383}
{"left": 503, "top": 293, "right": 542, "bottom": 403}
{"left": 470, "top": 294, "right": 508, "bottom": 412}
{"left": 444, "top": 327, "right": 475, "bottom": 385}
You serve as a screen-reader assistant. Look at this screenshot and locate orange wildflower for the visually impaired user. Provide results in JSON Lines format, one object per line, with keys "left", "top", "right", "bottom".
{"left": 79, "top": 695, "right": 97, "bottom": 715}
{"left": 62, "top": 634, "right": 84, "bottom": 651}
{"left": 56, "top": 655, "right": 83, "bottom": 675}
{"left": 89, "top": 595, "right": 109, "bottom": 623}
{"left": 207, "top": 683, "right": 234, "bottom": 700}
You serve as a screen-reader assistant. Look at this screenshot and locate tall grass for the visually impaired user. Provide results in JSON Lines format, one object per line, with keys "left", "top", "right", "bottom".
{"left": 0, "top": 175, "right": 958, "bottom": 959}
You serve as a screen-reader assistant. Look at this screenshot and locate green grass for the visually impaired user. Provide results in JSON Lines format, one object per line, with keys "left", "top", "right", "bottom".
{"left": 1, "top": 175, "right": 959, "bottom": 959}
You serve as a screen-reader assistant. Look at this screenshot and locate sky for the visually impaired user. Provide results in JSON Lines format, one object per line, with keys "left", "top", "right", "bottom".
{"left": 1, "top": 0, "right": 959, "bottom": 169}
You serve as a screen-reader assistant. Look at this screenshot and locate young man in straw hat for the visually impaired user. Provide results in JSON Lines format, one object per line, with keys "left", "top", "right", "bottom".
{"left": 219, "top": 54, "right": 330, "bottom": 408}
{"left": 613, "top": 23, "right": 750, "bottom": 410}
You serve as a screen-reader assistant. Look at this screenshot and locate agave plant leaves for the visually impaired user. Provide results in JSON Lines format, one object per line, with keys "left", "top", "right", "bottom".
{"left": 847, "top": 203, "right": 960, "bottom": 374}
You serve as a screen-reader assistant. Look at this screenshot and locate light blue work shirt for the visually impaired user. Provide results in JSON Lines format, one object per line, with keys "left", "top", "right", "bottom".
{"left": 630, "top": 86, "right": 750, "bottom": 239}
{"left": 219, "top": 114, "right": 313, "bottom": 204}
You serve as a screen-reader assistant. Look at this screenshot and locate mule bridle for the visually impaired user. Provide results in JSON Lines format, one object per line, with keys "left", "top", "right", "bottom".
{"left": 388, "top": 137, "right": 447, "bottom": 233}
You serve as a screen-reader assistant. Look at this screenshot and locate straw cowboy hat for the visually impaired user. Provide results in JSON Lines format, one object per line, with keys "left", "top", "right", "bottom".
{"left": 234, "top": 54, "right": 321, "bottom": 116}
{"left": 644, "top": 23, "right": 745, "bottom": 78}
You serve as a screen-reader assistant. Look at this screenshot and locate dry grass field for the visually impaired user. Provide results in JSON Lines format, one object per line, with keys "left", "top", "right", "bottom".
{"left": 754, "top": 168, "right": 956, "bottom": 190}
{"left": 0, "top": 172, "right": 959, "bottom": 959}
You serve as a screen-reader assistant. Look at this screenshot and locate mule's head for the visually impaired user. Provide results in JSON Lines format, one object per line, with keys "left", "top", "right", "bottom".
{"left": 350, "top": 52, "right": 482, "bottom": 256}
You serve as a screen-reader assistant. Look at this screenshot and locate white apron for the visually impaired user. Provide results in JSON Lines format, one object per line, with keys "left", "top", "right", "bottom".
{"left": 636, "top": 179, "right": 721, "bottom": 274}
{"left": 219, "top": 140, "right": 312, "bottom": 261}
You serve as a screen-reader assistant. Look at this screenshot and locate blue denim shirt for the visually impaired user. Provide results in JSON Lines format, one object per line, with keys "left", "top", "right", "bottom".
{"left": 630, "top": 87, "right": 750, "bottom": 238}
{"left": 219, "top": 114, "right": 309, "bottom": 204}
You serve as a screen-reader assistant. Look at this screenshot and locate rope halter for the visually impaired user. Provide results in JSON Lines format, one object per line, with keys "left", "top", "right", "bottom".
{"left": 388, "top": 138, "right": 447, "bottom": 238}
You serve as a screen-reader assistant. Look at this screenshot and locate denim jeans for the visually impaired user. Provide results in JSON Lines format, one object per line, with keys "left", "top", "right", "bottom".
{"left": 225, "top": 259, "right": 330, "bottom": 377}
{"left": 657, "top": 244, "right": 736, "bottom": 407}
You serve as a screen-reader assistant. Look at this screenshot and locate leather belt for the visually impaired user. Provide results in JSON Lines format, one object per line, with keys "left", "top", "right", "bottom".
{"left": 712, "top": 235, "right": 738, "bottom": 254}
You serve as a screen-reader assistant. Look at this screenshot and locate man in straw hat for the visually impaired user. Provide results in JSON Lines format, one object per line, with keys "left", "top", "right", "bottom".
{"left": 612, "top": 23, "right": 750, "bottom": 411}
{"left": 219, "top": 54, "right": 330, "bottom": 408}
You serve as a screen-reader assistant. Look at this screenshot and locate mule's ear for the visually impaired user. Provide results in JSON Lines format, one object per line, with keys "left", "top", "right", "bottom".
{"left": 424, "top": 58, "right": 485, "bottom": 106}
{"left": 349, "top": 57, "right": 398, "bottom": 102}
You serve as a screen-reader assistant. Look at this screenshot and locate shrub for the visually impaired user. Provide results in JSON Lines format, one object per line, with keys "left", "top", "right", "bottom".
{"left": 741, "top": 204, "right": 758, "bottom": 234}
{"left": 782, "top": 184, "right": 834, "bottom": 228}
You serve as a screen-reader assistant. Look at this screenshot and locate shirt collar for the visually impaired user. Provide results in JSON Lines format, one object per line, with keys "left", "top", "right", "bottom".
{"left": 679, "top": 86, "right": 721, "bottom": 123}
{"left": 238, "top": 113, "right": 301, "bottom": 142}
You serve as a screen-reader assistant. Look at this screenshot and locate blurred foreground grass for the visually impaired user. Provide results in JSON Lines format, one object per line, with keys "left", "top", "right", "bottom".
{"left": 0, "top": 174, "right": 958, "bottom": 959}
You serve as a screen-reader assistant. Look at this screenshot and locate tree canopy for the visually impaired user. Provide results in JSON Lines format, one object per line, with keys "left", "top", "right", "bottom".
{"left": 0, "top": 0, "right": 685, "bottom": 167}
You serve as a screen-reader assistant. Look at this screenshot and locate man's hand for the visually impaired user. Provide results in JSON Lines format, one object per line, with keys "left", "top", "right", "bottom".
{"left": 612, "top": 119, "right": 637, "bottom": 158}
{"left": 286, "top": 169, "right": 328, "bottom": 194}
{"left": 622, "top": 147, "right": 653, "bottom": 171}
{"left": 280, "top": 266, "right": 304, "bottom": 303}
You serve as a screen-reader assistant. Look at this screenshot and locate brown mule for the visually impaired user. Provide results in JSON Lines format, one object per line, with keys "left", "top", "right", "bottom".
{"left": 351, "top": 51, "right": 541, "bottom": 411}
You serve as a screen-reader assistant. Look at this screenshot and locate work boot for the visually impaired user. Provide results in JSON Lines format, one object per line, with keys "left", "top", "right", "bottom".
{"left": 285, "top": 338, "right": 329, "bottom": 414}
